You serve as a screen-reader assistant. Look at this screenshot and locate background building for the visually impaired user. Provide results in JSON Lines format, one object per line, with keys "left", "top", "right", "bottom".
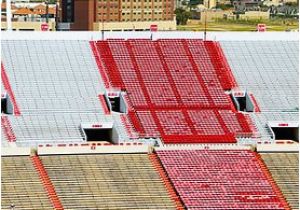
{"left": 58, "top": 0, "right": 176, "bottom": 31}
{"left": 204, "top": 0, "right": 217, "bottom": 9}
{"left": 1, "top": 2, "right": 56, "bottom": 31}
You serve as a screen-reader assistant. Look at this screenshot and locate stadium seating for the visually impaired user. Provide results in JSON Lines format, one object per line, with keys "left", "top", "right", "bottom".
{"left": 1, "top": 33, "right": 299, "bottom": 210}
{"left": 39, "top": 154, "right": 176, "bottom": 209}
{"left": 221, "top": 41, "right": 299, "bottom": 142}
{"left": 250, "top": 112, "right": 299, "bottom": 141}
{"left": 1, "top": 156, "right": 53, "bottom": 210}
{"left": 91, "top": 39, "right": 254, "bottom": 144}
{"left": 156, "top": 149, "right": 290, "bottom": 209}
{"left": 3, "top": 39, "right": 297, "bottom": 145}
{"left": 260, "top": 153, "right": 299, "bottom": 209}
{"left": 4, "top": 113, "right": 115, "bottom": 146}
{"left": 221, "top": 41, "right": 298, "bottom": 112}
{"left": 1, "top": 40, "right": 130, "bottom": 146}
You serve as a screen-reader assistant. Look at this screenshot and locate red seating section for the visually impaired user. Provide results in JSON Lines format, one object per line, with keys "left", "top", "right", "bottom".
{"left": 204, "top": 41, "right": 238, "bottom": 90}
{"left": 91, "top": 39, "right": 254, "bottom": 143}
{"left": 156, "top": 150, "right": 290, "bottom": 209}
{"left": 98, "top": 94, "right": 110, "bottom": 115}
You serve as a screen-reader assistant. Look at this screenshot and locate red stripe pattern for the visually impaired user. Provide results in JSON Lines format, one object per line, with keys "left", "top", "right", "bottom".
{"left": 31, "top": 156, "right": 64, "bottom": 210}
{"left": 1, "top": 116, "right": 16, "bottom": 142}
{"left": 91, "top": 39, "right": 255, "bottom": 143}
{"left": 1, "top": 63, "right": 20, "bottom": 115}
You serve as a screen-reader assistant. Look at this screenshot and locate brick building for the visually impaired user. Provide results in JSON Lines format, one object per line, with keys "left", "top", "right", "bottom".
{"left": 58, "top": 0, "right": 176, "bottom": 31}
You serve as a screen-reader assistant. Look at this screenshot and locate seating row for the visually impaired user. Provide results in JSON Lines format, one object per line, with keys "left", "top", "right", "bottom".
{"left": 92, "top": 39, "right": 254, "bottom": 143}
{"left": 157, "top": 150, "right": 290, "bottom": 209}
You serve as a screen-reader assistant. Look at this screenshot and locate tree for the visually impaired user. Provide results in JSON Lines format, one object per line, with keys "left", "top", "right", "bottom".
{"left": 175, "top": 8, "right": 191, "bottom": 25}
{"left": 188, "top": 0, "right": 202, "bottom": 6}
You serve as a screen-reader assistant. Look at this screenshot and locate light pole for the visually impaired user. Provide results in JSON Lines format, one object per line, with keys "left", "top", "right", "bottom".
{"left": 45, "top": 0, "right": 49, "bottom": 23}
{"left": 55, "top": 1, "right": 58, "bottom": 30}
{"left": 6, "top": 0, "right": 12, "bottom": 31}
{"left": 102, "top": 13, "right": 104, "bottom": 40}
{"left": 204, "top": 9, "right": 207, "bottom": 40}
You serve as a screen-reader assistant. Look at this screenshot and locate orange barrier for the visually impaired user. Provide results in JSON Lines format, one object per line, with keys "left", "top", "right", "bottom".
{"left": 149, "top": 153, "right": 185, "bottom": 210}
{"left": 30, "top": 155, "right": 64, "bottom": 210}
{"left": 1, "top": 116, "right": 16, "bottom": 142}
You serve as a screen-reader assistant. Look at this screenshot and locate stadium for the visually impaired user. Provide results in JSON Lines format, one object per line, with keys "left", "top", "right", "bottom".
{"left": 1, "top": 31, "right": 299, "bottom": 210}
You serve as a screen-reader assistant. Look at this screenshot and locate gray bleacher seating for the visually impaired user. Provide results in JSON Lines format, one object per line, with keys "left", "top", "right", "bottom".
{"left": 1, "top": 40, "right": 129, "bottom": 146}
{"left": 40, "top": 153, "right": 176, "bottom": 209}
{"left": 221, "top": 41, "right": 299, "bottom": 141}
{"left": 260, "top": 152, "right": 299, "bottom": 209}
{"left": 1, "top": 156, "right": 53, "bottom": 209}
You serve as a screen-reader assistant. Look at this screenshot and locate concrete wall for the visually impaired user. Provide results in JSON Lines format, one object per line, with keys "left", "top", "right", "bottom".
{"left": 156, "top": 143, "right": 252, "bottom": 150}
{"left": 2, "top": 147, "right": 31, "bottom": 156}
{"left": 200, "top": 10, "right": 233, "bottom": 23}
{"left": 283, "top": 0, "right": 298, "bottom": 3}
{"left": 1, "top": 31, "right": 298, "bottom": 41}
{"left": 120, "top": 94, "right": 128, "bottom": 114}
{"left": 257, "top": 142, "right": 299, "bottom": 152}
{"left": 6, "top": 95, "right": 14, "bottom": 114}
{"left": 38, "top": 144, "right": 150, "bottom": 155}
{"left": 111, "top": 125, "right": 119, "bottom": 144}
{"left": 1, "top": 21, "right": 56, "bottom": 31}
{"left": 239, "top": 11, "right": 270, "bottom": 20}
{"left": 246, "top": 93, "right": 254, "bottom": 112}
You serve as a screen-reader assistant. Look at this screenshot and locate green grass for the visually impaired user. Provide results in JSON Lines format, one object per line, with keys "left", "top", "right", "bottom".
{"left": 177, "top": 19, "right": 299, "bottom": 31}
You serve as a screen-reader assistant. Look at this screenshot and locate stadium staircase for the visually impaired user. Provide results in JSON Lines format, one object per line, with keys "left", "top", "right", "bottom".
{"left": 1, "top": 63, "right": 20, "bottom": 115}
{"left": 31, "top": 155, "right": 64, "bottom": 210}
{"left": 1, "top": 116, "right": 16, "bottom": 142}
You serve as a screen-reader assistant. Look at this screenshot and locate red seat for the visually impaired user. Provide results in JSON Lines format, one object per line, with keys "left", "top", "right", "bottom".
{"left": 91, "top": 39, "right": 256, "bottom": 144}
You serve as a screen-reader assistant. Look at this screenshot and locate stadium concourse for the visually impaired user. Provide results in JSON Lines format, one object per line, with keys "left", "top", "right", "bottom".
{"left": 1, "top": 31, "right": 299, "bottom": 210}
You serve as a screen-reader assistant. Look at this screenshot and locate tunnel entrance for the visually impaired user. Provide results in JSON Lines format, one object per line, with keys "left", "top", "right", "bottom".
{"left": 230, "top": 90, "right": 254, "bottom": 112}
{"left": 81, "top": 123, "right": 117, "bottom": 143}
{"left": 83, "top": 128, "right": 112, "bottom": 141}
{"left": 104, "top": 91, "right": 127, "bottom": 113}
{"left": 271, "top": 127, "right": 299, "bottom": 142}
{"left": 1, "top": 93, "right": 13, "bottom": 114}
{"left": 269, "top": 122, "right": 299, "bottom": 142}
